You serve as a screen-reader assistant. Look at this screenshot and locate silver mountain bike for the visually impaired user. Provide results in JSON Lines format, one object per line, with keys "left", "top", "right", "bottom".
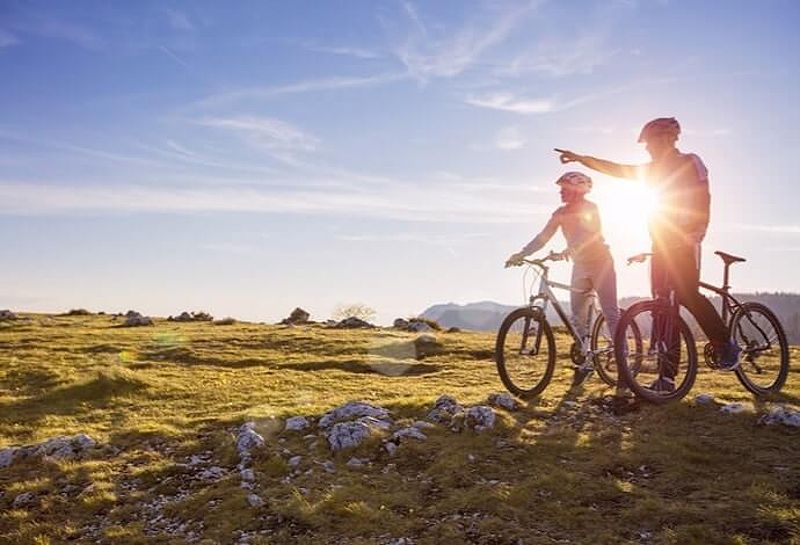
{"left": 495, "top": 252, "right": 639, "bottom": 398}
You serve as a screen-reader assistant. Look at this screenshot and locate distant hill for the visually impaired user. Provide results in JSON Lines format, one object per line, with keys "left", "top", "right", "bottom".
{"left": 422, "top": 293, "right": 800, "bottom": 343}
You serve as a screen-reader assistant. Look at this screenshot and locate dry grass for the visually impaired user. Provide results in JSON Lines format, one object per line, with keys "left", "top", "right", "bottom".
{"left": 0, "top": 313, "right": 799, "bottom": 544}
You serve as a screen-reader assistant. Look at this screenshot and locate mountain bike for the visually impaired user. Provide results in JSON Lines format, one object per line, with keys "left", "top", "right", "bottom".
{"left": 496, "top": 252, "right": 638, "bottom": 398}
{"left": 614, "top": 250, "right": 790, "bottom": 403}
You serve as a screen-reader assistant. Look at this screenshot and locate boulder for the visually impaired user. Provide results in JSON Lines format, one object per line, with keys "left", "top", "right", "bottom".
{"left": 236, "top": 422, "right": 265, "bottom": 460}
{"left": 124, "top": 312, "right": 153, "bottom": 327}
{"left": 393, "top": 318, "right": 409, "bottom": 329}
{"left": 760, "top": 406, "right": 800, "bottom": 427}
{"left": 391, "top": 427, "right": 428, "bottom": 442}
{"left": 0, "top": 309, "right": 17, "bottom": 321}
{"left": 464, "top": 406, "right": 496, "bottom": 431}
{"left": 488, "top": 393, "right": 519, "bottom": 411}
{"left": 446, "top": 327, "right": 461, "bottom": 333}
{"left": 426, "top": 395, "right": 464, "bottom": 424}
{"left": 284, "top": 416, "right": 310, "bottom": 432}
{"left": 335, "top": 316, "right": 374, "bottom": 329}
{"left": 414, "top": 334, "right": 443, "bottom": 358}
{"left": 326, "top": 420, "right": 377, "bottom": 452}
{"left": 407, "top": 321, "right": 434, "bottom": 333}
{"left": 282, "top": 307, "right": 310, "bottom": 325}
{"left": 319, "top": 401, "right": 392, "bottom": 429}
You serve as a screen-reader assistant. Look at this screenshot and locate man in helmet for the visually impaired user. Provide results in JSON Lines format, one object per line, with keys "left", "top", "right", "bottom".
{"left": 506, "top": 171, "right": 620, "bottom": 386}
{"left": 554, "top": 117, "right": 740, "bottom": 392}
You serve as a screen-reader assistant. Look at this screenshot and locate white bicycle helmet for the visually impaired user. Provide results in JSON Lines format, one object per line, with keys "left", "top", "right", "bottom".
{"left": 555, "top": 171, "right": 592, "bottom": 193}
{"left": 638, "top": 117, "right": 681, "bottom": 143}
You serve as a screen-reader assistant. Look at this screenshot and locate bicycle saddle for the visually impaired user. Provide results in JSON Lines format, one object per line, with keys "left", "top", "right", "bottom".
{"left": 715, "top": 251, "right": 746, "bottom": 265}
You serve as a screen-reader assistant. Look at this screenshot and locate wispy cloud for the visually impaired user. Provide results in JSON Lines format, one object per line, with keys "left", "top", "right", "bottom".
{"left": 465, "top": 92, "right": 555, "bottom": 114}
{"left": 391, "top": 1, "right": 542, "bottom": 82}
{"left": 195, "top": 116, "right": 319, "bottom": 160}
{"left": 725, "top": 223, "right": 800, "bottom": 234}
{"left": 302, "top": 43, "right": 381, "bottom": 59}
{"left": 159, "top": 45, "right": 190, "bottom": 68}
{"left": 0, "top": 29, "right": 20, "bottom": 48}
{"left": 192, "top": 72, "right": 407, "bottom": 109}
{"left": 164, "top": 8, "right": 194, "bottom": 31}
{"left": 499, "top": 34, "right": 618, "bottom": 78}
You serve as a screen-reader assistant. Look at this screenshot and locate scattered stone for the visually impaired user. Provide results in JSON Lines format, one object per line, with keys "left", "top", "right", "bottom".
{"left": 320, "top": 461, "right": 336, "bottom": 474}
{"left": 760, "top": 406, "right": 800, "bottom": 427}
{"left": 694, "top": 393, "right": 715, "bottom": 405}
{"left": 465, "top": 406, "right": 496, "bottom": 432}
{"left": 335, "top": 316, "right": 374, "bottom": 329}
{"left": 385, "top": 538, "right": 415, "bottom": 545}
{"left": 384, "top": 442, "right": 398, "bottom": 456}
{"left": 407, "top": 320, "right": 435, "bottom": 333}
{"left": 720, "top": 402, "right": 747, "bottom": 415}
{"left": 240, "top": 468, "right": 255, "bottom": 482}
{"left": 326, "top": 421, "right": 377, "bottom": 452}
{"left": 247, "top": 494, "right": 264, "bottom": 508}
{"left": 488, "top": 392, "right": 519, "bottom": 411}
{"left": 123, "top": 312, "right": 153, "bottom": 327}
{"left": 391, "top": 427, "right": 428, "bottom": 442}
{"left": 284, "top": 416, "right": 310, "bottom": 432}
{"left": 0, "top": 309, "right": 17, "bottom": 321}
{"left": 236, "top": 422, "right": 265, "bottom": 461}
{"left": 169, "top": 311, "right": 214, "bottom": 322}
{"left": 412, "top": 420, "right": 435, "bottom": 430}
{"left": 319, "top": 401, "right": 392, "bottom": 429}
{"left": 281, "top": 307, "right": 310, "bottom": 325}
{"left": 393, "top": 318, "right": 409, "bottom": 329}
{"left": 198, "top": 466, "right": 226, "bottom": 480}
{"left": 288, "top": 456, "right": 303, "bottom": 468}
{"left": 346, "top": 457, "right": 366, "bottom": 468}
{"left": 0, "top": 447, "right": 20, "bottom": 468}
{"left": 426, "top": 395, "right": 464, "bottom": 424}
{"left": 12, "top": 492, "right": 36, "bottom": 508}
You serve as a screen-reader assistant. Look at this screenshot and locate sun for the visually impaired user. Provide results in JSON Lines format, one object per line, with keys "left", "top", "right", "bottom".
{"left": 591, "top": 180, "right": 659, "bottom": 251}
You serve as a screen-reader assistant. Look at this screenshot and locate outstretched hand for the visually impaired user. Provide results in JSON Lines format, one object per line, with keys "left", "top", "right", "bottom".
{"left": 554, "top": 148, "right": 580, "bottom": 164}
{"left": 505, "top": 253, "right": 525, "bottom": 268}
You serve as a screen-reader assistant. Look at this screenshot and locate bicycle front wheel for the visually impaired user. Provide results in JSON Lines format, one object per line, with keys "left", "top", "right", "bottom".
{"left": 731, "top": 302, "right": 790, "bottom": 395}
{"left": 495, "top": 308, "right": 556, "bottom": 398}
{"left": 590, "top": 310, "right": 642, "bottom": 387}
{"left": 614, "top": 300, "right": 698, "bottom": 404}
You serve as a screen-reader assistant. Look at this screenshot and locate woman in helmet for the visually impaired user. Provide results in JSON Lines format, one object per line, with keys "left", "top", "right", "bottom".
{"left": 505, "top": 171, "right": 620, "bottom": 385}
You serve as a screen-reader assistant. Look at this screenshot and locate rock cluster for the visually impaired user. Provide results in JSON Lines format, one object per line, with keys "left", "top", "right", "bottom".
{"left": 123, "top": 311, "right": 153, "bottom": 327}
{"left": 168, "top": 311, "right": 213, "bottom": 322}
{"left": 0, "top": 433, "right": 98, "bottom": 468}
{"left": 281, "top": 307, "right": 310, "bottom": 325}
{"left": 393, "top": 317, "right": 441, "bottom": 333}
{"left": 235, "top": 422, "right": 267, "bottom": 508}
{"left": 0, "top": 309, "right": 17, "bottom": 321}
{"left": 760, "top": 405, "right": 800, "bottom": 427}
{"left": 334, "top": 316, "right": 374, "bottom": 329}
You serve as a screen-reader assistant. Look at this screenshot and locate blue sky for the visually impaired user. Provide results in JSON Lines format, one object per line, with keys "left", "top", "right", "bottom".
{"left": 1, "top": 0, "right": 799, "bottom": 324}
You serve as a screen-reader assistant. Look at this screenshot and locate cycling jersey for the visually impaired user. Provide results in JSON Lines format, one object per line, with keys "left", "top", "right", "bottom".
{"left": 520, "top": 199, "right": 611, "bottom": 262}
{"left": 641, "top": 150, "right": 710, "bottom": 248}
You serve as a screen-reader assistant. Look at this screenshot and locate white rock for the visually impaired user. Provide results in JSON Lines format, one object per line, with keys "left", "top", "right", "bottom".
{"left": 412, "top": 420, "right": 435, "bottom": 430}
{"left": 760, "top": 406, "right": 800, "bottom": 427}
{"left": 124, "top": 312, "right": 153, "bottom": 327}
{"left": 319, "top": 401, "right": 392, "bottom": 429}
{"left": 720, "top": 402, "right": 747, "bottom": 415}
{"left": 694, "top": 393, "right": 715, "bottom": 405}
{"left": 247, "top": 494, "right": 264, "bottom": 508}
{"left": 12, "top": 492, "right": 36, "bottom": 508}
{"left": 288, "top": 456, "right": 302, "bottom": 468}
{"left": 346, "top": 457, "right": 365, "bottom": 468}
{"left": 0, "top": 447, "right": 19, "bottom": 468}
{"left": 284, "top": 416, "right": 310, "bottom": 432}
{"left": 487, "top": 392, "right": 519, "bottom": 411}
{"left": 34, "top": 434, "right": 97, "bottom": 460}
{"left": 321, "top": 461, "right": 336, "bottom": 473}
{"left": 384, "top": 442, "right": 398, "bottom": 456}
{"left": 407, "top": 321, "right": 433, "bottom": 333}
{"left": 392, "top": 427, "right": 428, "bottom": 442}
{"left": 240, "top": 468, "right": 255, "bottom": 482}
{"left": 427, "top": 395, "right": 464, "bottom": 424}
{"left": 326, "top": 421, "right": 375, "bottom": 452}
{"left": 465, "top": 406, "right": 496, "bottom": 431}
{"left": 236, "top": 422, "right": 265, "bottom": 456}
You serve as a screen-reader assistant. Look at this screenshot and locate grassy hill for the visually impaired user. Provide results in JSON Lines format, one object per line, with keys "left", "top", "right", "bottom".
{"left": 1, "top": 313, "right": 799, "bottom": 545}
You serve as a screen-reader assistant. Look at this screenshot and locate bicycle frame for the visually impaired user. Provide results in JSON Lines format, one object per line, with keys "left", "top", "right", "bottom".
{"left": 525, "top": 260, "right": 597, "bottom": 352}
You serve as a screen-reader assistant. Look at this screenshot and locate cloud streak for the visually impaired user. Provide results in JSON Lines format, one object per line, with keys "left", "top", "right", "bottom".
{"left": 465, "top": 93, "right": 555, "bottom": 114}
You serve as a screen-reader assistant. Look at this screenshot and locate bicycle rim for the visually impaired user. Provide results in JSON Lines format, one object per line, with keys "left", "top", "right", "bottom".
{"left": 732, "top": 302, "right": 789, "bottom": 395}
{"left": 495, "top": 308, "right": 556, "bottom": 398}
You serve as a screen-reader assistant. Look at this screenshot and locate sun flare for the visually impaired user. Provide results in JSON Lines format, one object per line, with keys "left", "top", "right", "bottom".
{"left": 591, "top": 180, "right": 659, "bottom": 249}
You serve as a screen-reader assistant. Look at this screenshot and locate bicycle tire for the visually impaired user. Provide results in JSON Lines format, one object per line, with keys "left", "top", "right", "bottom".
{"left": 731, "top": 302, "right": 790, "bottom": 395}
{"left": 495, "top": 307, "right": 556, "bottom": 398}
{"left": 614, "top": 300, "right": 698, "bottom": 404}
{"left": 591, "top": 310, "right": 642, "bottom": 387}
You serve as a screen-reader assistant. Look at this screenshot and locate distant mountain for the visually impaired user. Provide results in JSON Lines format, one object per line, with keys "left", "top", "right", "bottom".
{"left": 421, "top": 293, "right": 800, "bottom": 343}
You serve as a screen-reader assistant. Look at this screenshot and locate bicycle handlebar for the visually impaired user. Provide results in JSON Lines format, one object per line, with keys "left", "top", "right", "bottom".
{"left": 627, "top": 252, "right": 652, "bottom": 266}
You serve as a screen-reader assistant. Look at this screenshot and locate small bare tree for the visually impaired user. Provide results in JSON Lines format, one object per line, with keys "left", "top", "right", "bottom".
{"left": 332, "top": 303, "right": 377, "bottom": 322}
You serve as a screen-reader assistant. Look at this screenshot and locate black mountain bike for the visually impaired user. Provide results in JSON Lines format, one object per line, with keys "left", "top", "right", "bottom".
{"left": 614, "top": 250, "right": 790, "bottom": 403}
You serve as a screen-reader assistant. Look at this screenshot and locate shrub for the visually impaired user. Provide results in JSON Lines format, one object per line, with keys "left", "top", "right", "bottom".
{"left": 332, "top": 303, "right": 376, "bottom": 323}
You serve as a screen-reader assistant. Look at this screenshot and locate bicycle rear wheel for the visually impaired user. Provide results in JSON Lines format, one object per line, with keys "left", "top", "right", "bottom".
{"left": 731, "top": 302, "right": 789, "bottom": 395}
{"left": 495, "top": 308, "right": 556, "bottom": 398}
{"left": 614, "top": 300, "right": 698, "bottom": 404}
{"left": 590, "top": 310, "right": 642, "bottom": 387}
